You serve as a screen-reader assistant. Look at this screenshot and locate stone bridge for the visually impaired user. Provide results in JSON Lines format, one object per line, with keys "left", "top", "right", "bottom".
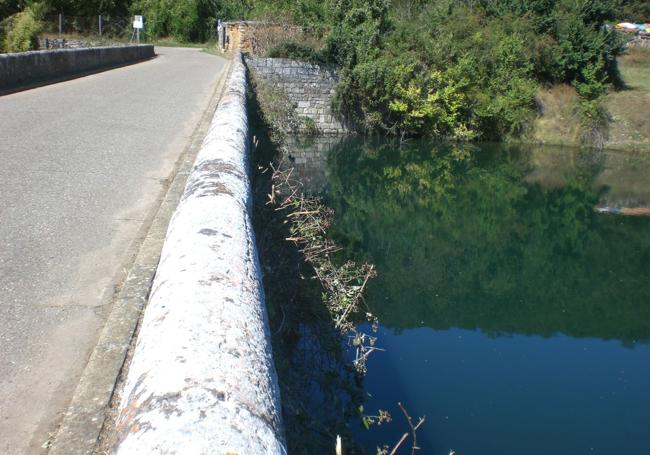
{"left": 1, "top": 26, "right": 348, "bottom": 452}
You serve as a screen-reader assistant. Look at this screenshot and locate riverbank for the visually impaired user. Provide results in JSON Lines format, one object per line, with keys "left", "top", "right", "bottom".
{"left": 532, "top": 47, "right": 650, "bottom": 152}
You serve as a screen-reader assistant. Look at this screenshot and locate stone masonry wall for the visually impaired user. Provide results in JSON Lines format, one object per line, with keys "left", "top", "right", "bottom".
{"left": 0, "top": 45, "right": 154, "bottom": 93}
{"left": 38, "top": 36, "right": 125, "bottom": 50}
{"left": 245, "top": 57, "right": 348, "bottom": 135}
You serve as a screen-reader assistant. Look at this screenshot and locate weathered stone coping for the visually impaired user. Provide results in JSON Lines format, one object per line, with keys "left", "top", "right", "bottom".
{"left": 111, "top": 52, "right": 286, "bottom": 454}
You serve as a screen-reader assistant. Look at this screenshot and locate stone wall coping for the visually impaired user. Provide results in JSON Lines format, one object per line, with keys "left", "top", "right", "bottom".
{"left": 111, "top": 52, "right": 287, "bottom": 454}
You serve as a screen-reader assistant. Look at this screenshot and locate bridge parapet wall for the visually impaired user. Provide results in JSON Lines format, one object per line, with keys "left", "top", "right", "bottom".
{"left": 110, "top": 52, "right": 286, "bottom": 455}
{"left": 246, "top": 56, "right": 348, "bottom": 135}
{"left": 0, "top": 45, "right": 154, "bottom": 93}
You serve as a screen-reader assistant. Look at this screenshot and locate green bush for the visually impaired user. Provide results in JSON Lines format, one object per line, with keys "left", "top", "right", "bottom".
{"left": 620, "top": 0, "right": 650, "bottom": 21}
{"left": 302, "top": 116, "right": 319, "bottom": 135}
{"left": 131, "top": 0, "right": 216, "bottom": 42}
{"left": 0, "top": 16, "right": 11, "bottom": 52}
{"left": 322, "top": 0, "right": 627, "bottom": 141}
{"left": 573, "top": 58, "right": 610, "bottom": 146}
{"left": 248, "top": 72, "right": 301, "bottom": 141}
{"left": 326, "top": 1, "right": 543, "bottom": 140}
{"left": 267, "top": 40, "right": 325, "bottom": 63}
{"left": 2, "top": 3, "right": 45, "bottom": 53}
{"left": 0, "top": 0, "right": 20, "bottom": 18}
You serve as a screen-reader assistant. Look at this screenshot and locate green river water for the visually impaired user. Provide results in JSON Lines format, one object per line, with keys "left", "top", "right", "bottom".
{"left": 286, "top": 137, "right": 650, "bottom": 454}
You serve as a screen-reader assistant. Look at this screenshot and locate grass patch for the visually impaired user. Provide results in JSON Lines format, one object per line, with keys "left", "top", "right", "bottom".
{"left": 532, "top": 47, "right": 650, "bottom": 152}
{"left": 606, "top": 47, "right": 650, "bottom": 151}
{"left": 619, "top": 46, "right": 650, "bottom": 73}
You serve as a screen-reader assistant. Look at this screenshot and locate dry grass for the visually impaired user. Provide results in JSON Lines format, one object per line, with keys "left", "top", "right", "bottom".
{"left": 531, "top": 83, "right": 581, "bottom": 146}
{"left": 246, "top": 22, "right": 324, "bottom": 56}
{"left": 532, "top": 47, "right": 650, "bottom": 152}
{"left": 606, "top": 47, "right": 650, "bottom": 151}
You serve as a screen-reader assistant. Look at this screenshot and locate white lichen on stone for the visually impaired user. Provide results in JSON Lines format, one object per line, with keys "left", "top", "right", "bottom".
{"left": 111, "top": 53, "right": 286, "bottom": 455}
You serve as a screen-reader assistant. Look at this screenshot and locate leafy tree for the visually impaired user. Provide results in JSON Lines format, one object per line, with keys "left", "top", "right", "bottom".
{"left": 2, "top": 1, "right": 45, "bottom": 52}
{"left": 130, "top": 0, "right": 217, "bottom": 42}
{"left": 620, "top": 0, "right": 650, "bottom": 20}
{"left": 47, "top": 0, "right": 131, "bottom": 15}
{"left": 317, "top": 0, "right": 628, "bottom": 140}
{"left": 0, "top": 0, "right": 20, "bottom": 19}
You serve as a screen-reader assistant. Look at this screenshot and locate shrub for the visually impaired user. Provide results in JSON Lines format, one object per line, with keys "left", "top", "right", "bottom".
{"left": 574, "top": 58, "right": 610, "bottom": 146}
{"left": 131, "top": 0, "right": 216, "bottom": 42}
{"left": 2, "top": 3, "right": 45, "bottom": 53}
{"left": 323, "top": 0, "right": 627, "bottom": 141}
{"left": 0, "top": 16, "right": 12, "bottom": 52}
{"left": 302, "top": 116, "right": 319, "bottom": 135}
{"left": 267, "top": 40, "right": 325, "bottom": 63}
{"left": 248, "top": 72, "right": 301, "bottom": 141}
{"left": 250, "top": 22, "right": 324, "bottom": 57}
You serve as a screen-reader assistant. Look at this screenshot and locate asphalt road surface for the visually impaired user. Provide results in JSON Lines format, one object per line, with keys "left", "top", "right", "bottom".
{"left": 0, "top": 47, "right": 227, "bottom": 454}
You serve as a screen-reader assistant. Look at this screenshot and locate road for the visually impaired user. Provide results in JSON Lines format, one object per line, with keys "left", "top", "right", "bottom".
{"left": 0, "top": 47, "right": 227, "bottom": 454}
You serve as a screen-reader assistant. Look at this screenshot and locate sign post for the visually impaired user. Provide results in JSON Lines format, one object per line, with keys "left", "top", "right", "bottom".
{"left": 217, "top": 19, "right": 225, "bottom": 50}
{"left": 133, "top": 15, "right": 143, "bottom": 43}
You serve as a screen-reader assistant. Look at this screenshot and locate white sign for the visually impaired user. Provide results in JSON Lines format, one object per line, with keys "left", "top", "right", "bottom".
{"left": 133, "top": 15, "right": 143, "bottom": 29}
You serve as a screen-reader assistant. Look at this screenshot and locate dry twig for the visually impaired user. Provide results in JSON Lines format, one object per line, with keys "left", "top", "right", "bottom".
{"left": 268, "top": 158, "right": 379, "bottom": 374}
{"left": 383, "top": 403, "right": 425, "bottom": 455}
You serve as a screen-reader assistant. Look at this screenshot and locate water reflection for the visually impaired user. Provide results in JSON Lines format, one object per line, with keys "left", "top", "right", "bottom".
{"left": 309, "top": 138, "right": 650, "bottom": 343}
{"left": 282, "top": 137, "right": 650, "bottom": 454}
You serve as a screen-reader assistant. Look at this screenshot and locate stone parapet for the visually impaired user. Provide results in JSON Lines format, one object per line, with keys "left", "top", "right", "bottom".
{"left": 110, "top": 52, "right": 286, "bottom": 455}
{"left": 0, "top": 44, "right": 154, "bottom": 93}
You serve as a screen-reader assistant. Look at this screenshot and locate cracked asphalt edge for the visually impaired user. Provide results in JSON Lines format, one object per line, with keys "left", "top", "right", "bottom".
{"left": 46, "top": 52, "right": 235, "bottom": 455}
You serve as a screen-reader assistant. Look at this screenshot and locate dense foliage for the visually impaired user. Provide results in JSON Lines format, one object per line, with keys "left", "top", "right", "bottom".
{"left": 1, "top": 1, "right": 44, "bottom": 52}
{"left": 127, "top": 0, "right": 216, "bottom": 42}
{"left": 324, "top": 0, "right": 631, "bottom": 141}
{"left": 2, "top": 0, "right": 649, "bottom": 141}
{"left": 621, "top": 0, "right": 650, "bottom": 20}
{"left": 235, "top": 0, "right": 642, "bottom": 142}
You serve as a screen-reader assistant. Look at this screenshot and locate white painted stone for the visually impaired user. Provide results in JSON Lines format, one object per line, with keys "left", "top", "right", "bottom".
{"left": 111, "top": 53, "right": 286, "bottom": 455}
